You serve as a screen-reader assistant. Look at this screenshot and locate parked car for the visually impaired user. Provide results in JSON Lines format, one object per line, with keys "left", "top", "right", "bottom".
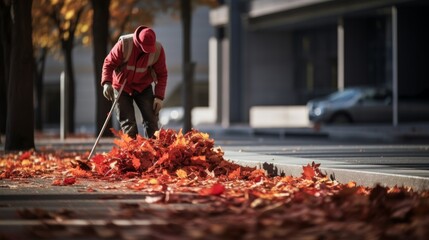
{"left": 307, "top": 86, "right": 429, "bottom": 124}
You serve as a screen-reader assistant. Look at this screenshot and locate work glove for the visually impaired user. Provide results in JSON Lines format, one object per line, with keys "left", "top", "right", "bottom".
{"left": 153, "top": 98, "right": 163, "bottom": 115}
{"left": 103, "top": 83, "right": 114, "bottom": 101}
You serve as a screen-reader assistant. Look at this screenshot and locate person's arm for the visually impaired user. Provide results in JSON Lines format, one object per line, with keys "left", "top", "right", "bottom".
{"left": 101, "top": 41, "right": 124, "bottom": 86}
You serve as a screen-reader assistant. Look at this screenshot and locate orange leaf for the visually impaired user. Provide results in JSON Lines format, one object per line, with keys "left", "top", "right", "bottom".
{"left": 132, "top": 156, "right": 141, "bottom": 170}
{"left": 347, "top": 181, "right": 357, "bottom": 188}
{"left": 112, "top": 129, "right": 133, "bottom": 148}
{"left": 250, "top": 169, "right": 266, "bottom": 182}
{"left": 176, "top": 169, "right": 188, "bottom": 178}
{"left": 302, "top": 164, "right": 316, "bottom": 180}
{"left": 157, "top": 153, "right": 169, "bottom": 165}
{"left": 228, "top": 167, "right": 241, "bottom": 180}
{"left": 191, "top": 155, "right": 206, "bottom": 161}
{"left": 52, "top": 179, "right": 62, "bottom": 186}
{"left": 199, "top": 183, "right": 225, "bottom": 196}
{"left": 148, "top": 178, "right": 159, "bottom": 185}
{"left": 137, "top": 137, "right": 157, "bottom": 156}
{"left": 52, "top": 177, "right": 76, "bottom": 186}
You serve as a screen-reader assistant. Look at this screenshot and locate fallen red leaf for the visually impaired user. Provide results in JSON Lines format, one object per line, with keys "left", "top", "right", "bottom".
{"left": 51, "top": 177, "right": 76, "bottom": 186}
{"left": 302, "top": 163, "right": 316, "bottom": 180}
{"left": 132, "top": 156, "right": 141, "bottom": 170}
{"left": 19, "top": 151, "right": 32, "bottom": 160}
{"left": 199, "top": 183, "right": 225, "bottom": 196}
{"left": 63, "top": 177, "right": 76, "bottom": 185}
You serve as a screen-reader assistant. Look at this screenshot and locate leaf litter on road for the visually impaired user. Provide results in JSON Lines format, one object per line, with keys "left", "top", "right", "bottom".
{"left": 1, "top": 128, "right": 429, "bottom": 239}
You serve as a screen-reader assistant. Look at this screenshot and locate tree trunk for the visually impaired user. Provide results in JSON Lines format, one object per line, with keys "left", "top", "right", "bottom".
{"left": 181, "top": 0, "right": 194, "bottom": 133}
{"left": 91, "top": 0, "right": 112, "bottom": 137}
{"left": 0, "top": 1, "right": 11, "bottom": 135}
{"left": 34, "top": 47, "right": 47, "bottom": 131}
{"left": 62, "top": 43, "right": 75, "bottom": 134}
{"left": 5, "top": 0, "right": 35, "bottom": 151}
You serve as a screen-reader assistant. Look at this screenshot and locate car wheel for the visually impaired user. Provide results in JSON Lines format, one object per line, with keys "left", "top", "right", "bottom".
{"left": 329, "top": 112, "right": 352, "bottom": 124}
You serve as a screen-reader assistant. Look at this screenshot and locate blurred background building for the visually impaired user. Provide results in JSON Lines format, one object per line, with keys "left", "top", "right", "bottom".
{"left": 41, "top": 0, "right": 429, "bottom": 134}
{"left": 209, "top": 0, "right": 429, "bottom": 128}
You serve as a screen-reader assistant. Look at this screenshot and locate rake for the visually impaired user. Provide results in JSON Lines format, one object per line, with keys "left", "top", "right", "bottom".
{"left": 88, "top": 79, "right": 127, "bottom": 160}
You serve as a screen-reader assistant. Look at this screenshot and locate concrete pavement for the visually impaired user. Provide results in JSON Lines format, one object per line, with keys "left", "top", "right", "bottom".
{"left": 185, "top": 123, "right": 429, "bottom": 190}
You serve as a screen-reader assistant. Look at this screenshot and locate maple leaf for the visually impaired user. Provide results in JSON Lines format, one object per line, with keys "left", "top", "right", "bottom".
{"left": 51, "top": 177, "right": 76, "bottom": 186}
{"left": 172, "top": 129, "right": 186, "bottom": 147}
{"left": 228, "top": 167, "right": 241, "bottom": 180}
{"left": 112, "top": 128, "right": 133, "bottom": 149}
{"left": 347, "top": 181, "right": 357, "bottom": 188}
{"left": 132, "top": 156, "right": 141, "bottom": 170}
{"left": 176, "top": 169, "right": 188, "bottom": 179}
{"left": 91, "top": 154, "right": 109, "bottom": 175}
{"left": 136, "top": 137, "right": 157, "bottom": 156}
{"left": 302, "top": 163, "right": 316, "bottom": 180}
{"left": 63, "top": 177, "right": 76, "bottom": 185}
{"left": 157, "top": 153, "right": 169, "bottom": 166}
{"left": 52, "top": 179, "right": 62, "bottom": 186}
{"left": 69, "top": 167, "right": 92, "bottom": 178}
{"left": 19, "top": 150, "right": 33, "bottom": 160}
{"left": 249, "top": 169, "right": 266, "bottom": 182}
{"left": 191, "top": 155, "right": 206, "bottom": 161}
{"left": 199, "top": 183, "right": 225, "bottom": 196}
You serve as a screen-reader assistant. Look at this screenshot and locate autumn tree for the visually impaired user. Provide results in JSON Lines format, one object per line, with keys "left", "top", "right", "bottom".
{"left": 32, "top": 0, "right": 91, "bottom": 135}
{"left": 109, "top": 0, "right": 158, "bottom": 45}
{"left": 32, "top": 1, "right": 59, "bottom": 131}
{"left": 91, "top": 0, "right": 111, "bottom": 137}
{"left": 181, "top": 0, "right": 193, "bottom": 133}
{"left": 5, "top": 0, "right": 35, "bottom": 150}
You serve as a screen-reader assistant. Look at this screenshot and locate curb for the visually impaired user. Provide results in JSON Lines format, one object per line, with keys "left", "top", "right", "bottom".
{"left": 225, "top": 151, "right": 429, "bottom": 191}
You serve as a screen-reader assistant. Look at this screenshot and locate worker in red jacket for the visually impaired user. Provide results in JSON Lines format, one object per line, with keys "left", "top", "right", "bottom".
{"left": 101, "top": 26, "right": 168, "bottom": 138}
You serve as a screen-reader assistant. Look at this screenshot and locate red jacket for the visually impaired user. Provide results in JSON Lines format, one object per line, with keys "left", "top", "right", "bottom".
{"left": 101, "top": 38, "right": 168, "bottom": 100}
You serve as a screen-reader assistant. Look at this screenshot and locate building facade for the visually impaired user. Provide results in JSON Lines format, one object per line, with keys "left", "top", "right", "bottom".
{"left": 208, "top": 0, "right": 429, "bottom": 127}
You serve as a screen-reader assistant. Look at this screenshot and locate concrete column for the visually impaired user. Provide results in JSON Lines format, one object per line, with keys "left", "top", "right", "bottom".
{"left": 209, "top": 37, "right": 219, "bottom": 123}
{"left": 221, "top": 39, "right": 230, "bottom": 127}
{"left": 60, "top": 71, "right": 68, "bottom": 140}
{"left": 392, "top": 6, "right": 398, "bottom": 126}
{"left": 226, "top": 0, "right": 243, "bottom": 124}
{"left": 337, "top": 18, "right": 344, "bottom": 90}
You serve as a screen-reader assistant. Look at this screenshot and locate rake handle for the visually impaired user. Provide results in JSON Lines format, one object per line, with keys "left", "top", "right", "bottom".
{"left": 88, "top": 79, "right": 127, "bottom": 160}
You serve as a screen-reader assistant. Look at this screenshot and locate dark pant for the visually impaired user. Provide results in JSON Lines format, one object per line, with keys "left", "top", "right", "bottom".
{"left": 115, "top": 86, "right": 158, "bottom": 138}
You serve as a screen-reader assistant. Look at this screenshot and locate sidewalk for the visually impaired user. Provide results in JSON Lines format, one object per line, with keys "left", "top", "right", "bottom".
{"left": 181, "top": 123, "right": 429, "bottom": 190}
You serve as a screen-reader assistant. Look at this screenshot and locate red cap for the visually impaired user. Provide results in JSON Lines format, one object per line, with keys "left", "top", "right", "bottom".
{"left": 133, "top": 26, "right": 156, "bottom": 53}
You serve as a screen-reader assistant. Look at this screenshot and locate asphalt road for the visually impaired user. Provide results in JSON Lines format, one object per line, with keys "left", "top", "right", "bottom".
{"left": 219, "top": 136, "right": 429, "bottom": 165}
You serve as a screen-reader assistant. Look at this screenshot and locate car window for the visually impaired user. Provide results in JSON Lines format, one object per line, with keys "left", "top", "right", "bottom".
{"left": 328, "top": 89, "right": 357, "bottom": 102}
{"left": 361, "top": 88, "right": 391, "bottom": 103}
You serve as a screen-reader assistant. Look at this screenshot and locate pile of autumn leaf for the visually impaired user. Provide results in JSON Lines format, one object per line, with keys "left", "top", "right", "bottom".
{"left": 1, "top": 129, "right": 429, "bottom": 238}
{"left": 90, "top": 129, "right": 263, "bottom": 182}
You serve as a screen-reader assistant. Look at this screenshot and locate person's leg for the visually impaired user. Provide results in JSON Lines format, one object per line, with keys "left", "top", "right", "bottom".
{"left": 134, "top": 86, "right": 159, "bottom": 138}
{"left": 115, "top": 90, "right": 138, "bottom": 138}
